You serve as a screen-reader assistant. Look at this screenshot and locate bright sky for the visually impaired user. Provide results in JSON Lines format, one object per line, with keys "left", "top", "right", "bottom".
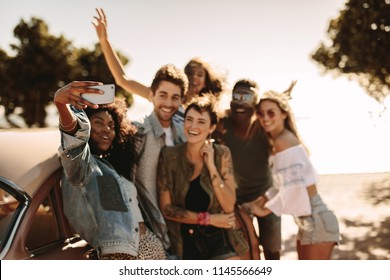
{"left": 1, "top": 0, "right": 389, "bottom": 174}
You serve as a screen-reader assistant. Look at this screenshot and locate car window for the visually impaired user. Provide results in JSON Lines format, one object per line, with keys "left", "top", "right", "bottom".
{"left": 0, "top": 189, "right": 21, "bottom": 251}
{"left": 25, "top": 193, "right": 61, "bottom": 250}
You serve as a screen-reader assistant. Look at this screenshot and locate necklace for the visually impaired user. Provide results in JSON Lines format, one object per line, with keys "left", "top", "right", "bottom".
{"left": 98, "top": 152, "right": 110, "bottom": 159}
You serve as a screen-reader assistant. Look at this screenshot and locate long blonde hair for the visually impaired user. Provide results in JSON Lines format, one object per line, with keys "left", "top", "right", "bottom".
{"left": 258, "top": 81, "right": 309, "bottom": 153}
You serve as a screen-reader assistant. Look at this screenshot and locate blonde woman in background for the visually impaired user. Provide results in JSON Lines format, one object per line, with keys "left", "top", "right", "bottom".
{"left": 245, "top": 81, "right": 340, "bottom": 260}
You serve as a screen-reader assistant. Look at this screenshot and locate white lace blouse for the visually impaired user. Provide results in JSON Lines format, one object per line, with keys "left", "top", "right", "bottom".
{"left": 265, "top": 144, "right": 318, "bottom": 217}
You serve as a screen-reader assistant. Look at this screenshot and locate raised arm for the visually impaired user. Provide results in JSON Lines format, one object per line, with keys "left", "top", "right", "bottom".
{"left": 54, "top": 81, "right": 104, "bottom": 186}
{"left": 92, "top": 8, "right": 151, "bottom": 100}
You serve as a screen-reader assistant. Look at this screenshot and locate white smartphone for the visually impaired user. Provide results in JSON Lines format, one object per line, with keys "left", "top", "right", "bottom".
{"left": 81, "top": 84, "right": 115, "bottom": 104}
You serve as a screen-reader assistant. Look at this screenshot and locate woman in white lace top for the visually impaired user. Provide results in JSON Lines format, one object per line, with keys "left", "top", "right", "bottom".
{"left": 245, "top": 81, "right": 340, "bottom": 260}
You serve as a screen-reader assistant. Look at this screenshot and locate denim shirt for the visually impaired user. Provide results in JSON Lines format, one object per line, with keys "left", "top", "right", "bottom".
{"left": 133, "top": 111, "right": 186, "bottom": 250}
{"left": 59, "top": 108, "right": 143, "bottom": 257}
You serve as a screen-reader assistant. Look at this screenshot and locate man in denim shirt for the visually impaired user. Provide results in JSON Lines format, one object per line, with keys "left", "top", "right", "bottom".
{"left": 133, "top": 64, "right": 188, "bottom": 252}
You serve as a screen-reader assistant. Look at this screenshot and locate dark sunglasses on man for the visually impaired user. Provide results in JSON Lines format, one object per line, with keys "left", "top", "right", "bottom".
{"left": 232, "top": 93, "right": 255, "bottom": 103}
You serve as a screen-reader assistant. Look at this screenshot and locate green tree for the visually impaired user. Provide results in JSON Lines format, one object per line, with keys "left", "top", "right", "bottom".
{"left": 311, "top": 0, "right": 390, "bottom": 103}
{"left": 6, "top": 17, "right": 74, "bottom": 127}
{"left": 0, "top": 17, "right": 132, "bottom": 127}
{"left": 0, "top": 49, "right": 17, "bottom": 126}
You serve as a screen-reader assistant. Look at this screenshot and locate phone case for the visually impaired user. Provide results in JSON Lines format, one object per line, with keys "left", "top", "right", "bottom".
{"left": 81, "top": 84, "right": 115, "bottom": 104}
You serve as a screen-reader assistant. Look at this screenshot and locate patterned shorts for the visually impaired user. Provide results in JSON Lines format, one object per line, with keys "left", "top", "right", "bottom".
{"left": 100, "top": 225, "right": 167, "bottom": 260}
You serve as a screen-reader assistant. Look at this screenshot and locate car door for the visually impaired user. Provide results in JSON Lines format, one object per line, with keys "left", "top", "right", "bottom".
{"left": 0, "top": 176, "right": 30, "bottom": 259}
{"left": 1, "top": 170, "right": 95, "bottom": 260}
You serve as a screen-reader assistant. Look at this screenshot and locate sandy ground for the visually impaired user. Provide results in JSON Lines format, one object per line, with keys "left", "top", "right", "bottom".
{"left": 266, "top": 172, "right": 390, "bottom": 260}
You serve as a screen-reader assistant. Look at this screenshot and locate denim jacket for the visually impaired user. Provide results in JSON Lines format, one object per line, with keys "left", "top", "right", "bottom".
{"left": 59, "top": 108, "right": 143, "bottom": 257}
{"left": 133, "top": 111, "right": 186, "bottom": 250}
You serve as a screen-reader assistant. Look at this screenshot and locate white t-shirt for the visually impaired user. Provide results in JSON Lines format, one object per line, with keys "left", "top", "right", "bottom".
{"left": 162, "top": 126, "right": 174, "bottom": 147}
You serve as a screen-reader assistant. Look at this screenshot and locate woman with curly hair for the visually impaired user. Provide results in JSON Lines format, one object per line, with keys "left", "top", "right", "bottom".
{"left": 183, "top": 57, "right": 226, "bottom": 103}
{"left": 54, "top": 81, "right": 167, "bottom": 260}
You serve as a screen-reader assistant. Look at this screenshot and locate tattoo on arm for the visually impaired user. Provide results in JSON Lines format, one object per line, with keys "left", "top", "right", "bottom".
{"left": 211, "top": 173, "right": 219, "bottom": 184}
{"left": 226, "top": 156, "right": 234, "bottom": 175}
{"left": 164, "top": 204, "right": 189, "bottom": 219}
{"left": 221, "top": 147, "right": 234, "bottom": 178}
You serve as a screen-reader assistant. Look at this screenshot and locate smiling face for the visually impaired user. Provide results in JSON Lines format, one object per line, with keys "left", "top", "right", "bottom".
{"left": 151, "top": 80, "right": 182, "bottom": 128}
{"left": 184, "top": 108, "right": 216, "bottom": 144}
{"left": 188, "top": 66, "right": 207, "bottom": 95}
{"left": 89, "top": 110, "right": 116, "bottom": 154}
{"left": 257, "top": 99, "right": 287, "bottom": 137}
{"left": 186, "top": 63, "right": 207, "bottom": 96}
{"left": 230, "top": 85, "right": 256, "bottom": 124}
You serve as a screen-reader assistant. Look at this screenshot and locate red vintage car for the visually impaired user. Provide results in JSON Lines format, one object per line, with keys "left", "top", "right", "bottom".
{"left": 0, "top": 128, "right": 95, "bottom": 260}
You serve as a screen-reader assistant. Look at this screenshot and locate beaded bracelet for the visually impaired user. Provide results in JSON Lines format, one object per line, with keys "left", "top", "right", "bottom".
{"left": 197, "top": 212, "right": 210, "bottom": 226}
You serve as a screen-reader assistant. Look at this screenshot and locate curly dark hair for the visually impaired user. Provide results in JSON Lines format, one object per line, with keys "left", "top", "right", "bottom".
{"left": 184, "top": 57, "right": 226, "bottom": 97}
{"left": 84, "top": 98, "right": 139, "bottom": 181}
{"left": 232, "top": 78, "right": 259, "bottom": 94}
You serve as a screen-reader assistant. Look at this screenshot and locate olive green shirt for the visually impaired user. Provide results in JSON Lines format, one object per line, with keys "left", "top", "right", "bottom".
{"left": 157, "top": 143, "right": 248, "bottom": 258}
{"left": 215, "top": 117, "right": 273, "bottom": 204}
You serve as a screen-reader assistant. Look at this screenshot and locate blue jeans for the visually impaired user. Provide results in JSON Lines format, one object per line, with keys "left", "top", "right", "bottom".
{"left": 256, "top": 212, "right": 282, "bottom": 252}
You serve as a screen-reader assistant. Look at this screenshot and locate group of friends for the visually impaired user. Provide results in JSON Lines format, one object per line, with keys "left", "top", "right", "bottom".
{"left": 53, "top": 8, "right": 340, "bottom": 260}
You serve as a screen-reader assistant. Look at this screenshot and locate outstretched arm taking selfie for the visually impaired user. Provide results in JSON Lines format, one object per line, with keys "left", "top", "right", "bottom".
{"left": 54, "top": 81, "right": 102, "bottom": 135}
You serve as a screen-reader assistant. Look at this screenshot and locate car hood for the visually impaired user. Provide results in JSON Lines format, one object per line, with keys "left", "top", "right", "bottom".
{"left": 0, "top": 128, "right": 61, "bottom": 198}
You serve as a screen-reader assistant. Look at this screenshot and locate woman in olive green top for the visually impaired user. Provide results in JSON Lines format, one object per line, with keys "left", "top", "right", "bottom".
{"left": 157, "top": 94, "right": 248, "bottom": 260}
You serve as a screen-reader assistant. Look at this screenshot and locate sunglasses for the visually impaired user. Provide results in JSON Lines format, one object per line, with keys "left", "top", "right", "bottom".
{"left": 232, "top": 93, "right": 255, "bottom": 103}
{"left": 257, "top": 109, "right": 276, "bottom": 119}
